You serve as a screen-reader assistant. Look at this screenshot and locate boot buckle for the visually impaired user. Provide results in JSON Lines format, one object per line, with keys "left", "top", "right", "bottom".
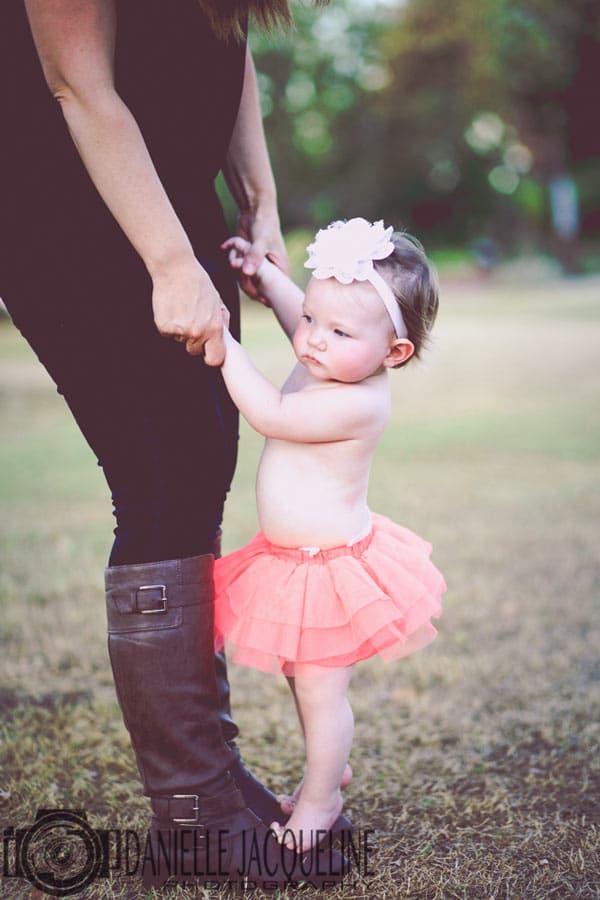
{"left": 137, "top": 584, "right": 167, "bottom": 614}
{"left": 171, "top": 793, "right": 200, "bottom": 824}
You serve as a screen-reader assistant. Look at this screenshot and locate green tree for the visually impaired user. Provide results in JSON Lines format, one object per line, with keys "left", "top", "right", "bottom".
{"left": 249, "top": 0, "right": 600, "bottom": 262}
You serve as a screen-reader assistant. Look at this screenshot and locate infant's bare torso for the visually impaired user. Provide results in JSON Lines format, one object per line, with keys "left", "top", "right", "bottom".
{"left": 256, "top": 362, "right": 388, "bottom": 548}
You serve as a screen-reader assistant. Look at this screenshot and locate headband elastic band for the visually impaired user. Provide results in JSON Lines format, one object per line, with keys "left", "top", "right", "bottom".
{"left": 366, "top": 269, "right": 407, "bottom": 339}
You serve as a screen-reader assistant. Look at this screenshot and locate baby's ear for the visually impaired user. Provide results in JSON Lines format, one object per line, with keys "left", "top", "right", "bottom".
{"left": 383, "top": 338, "right": 414, "bottom": 369}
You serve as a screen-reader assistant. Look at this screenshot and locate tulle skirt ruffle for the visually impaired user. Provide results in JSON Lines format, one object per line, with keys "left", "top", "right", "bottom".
{"left": 214, "top": 513, "right": 445, "bottom": 676}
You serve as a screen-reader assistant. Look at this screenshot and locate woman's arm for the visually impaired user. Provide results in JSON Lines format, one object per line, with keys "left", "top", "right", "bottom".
{"left": 221, "top": 330, "right": 378, "bottom": 443}
{"left": 222, "top": 47, "right": 289, "bottom": 300}
{"left": 24, "top": 0, "right": 226, "bottom": 361}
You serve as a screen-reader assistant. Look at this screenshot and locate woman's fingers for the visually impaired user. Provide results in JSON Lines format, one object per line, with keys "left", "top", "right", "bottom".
{"left": 202, "top": 330, "right": 226, "bottom": 366}
{"left": 266, "top": 247, "right": 290, "bottom": 275}
{"left": 158, "top": 320, "right": 197, "bottom": 342}
{"left": 160, "top": 311, "right": 226, "bottom": 359}
{"left": 151, "top": 257, "right": 228, "bottom": 359}
{"left": 220, "top": 304, "right": 231, "bottom": 329}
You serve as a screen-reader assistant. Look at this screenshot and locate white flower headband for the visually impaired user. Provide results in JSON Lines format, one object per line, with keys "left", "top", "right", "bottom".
{"left": 304, "top": 218, "right": 408, "bottom": 339}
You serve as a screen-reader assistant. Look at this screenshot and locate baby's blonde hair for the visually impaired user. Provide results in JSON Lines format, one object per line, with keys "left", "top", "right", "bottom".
{"left": 374, "top": 233, "right": 440, "bottom": 367}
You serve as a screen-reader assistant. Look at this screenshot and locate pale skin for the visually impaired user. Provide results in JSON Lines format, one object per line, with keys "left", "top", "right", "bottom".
{"left": 220, "top": 236, "right": 414, "bottom": 850}
{"left": 24, "top": 0, "right": 288, "bottom": 360}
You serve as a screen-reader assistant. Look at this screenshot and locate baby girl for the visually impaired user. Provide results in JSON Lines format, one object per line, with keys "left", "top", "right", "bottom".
{"left": 214, "top": 218, "right": 446, "bottom": 852}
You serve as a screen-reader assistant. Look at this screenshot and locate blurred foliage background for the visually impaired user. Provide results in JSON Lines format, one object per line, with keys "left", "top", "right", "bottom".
{"left": 222, "top": 0, "right": 600, "bottom": 274}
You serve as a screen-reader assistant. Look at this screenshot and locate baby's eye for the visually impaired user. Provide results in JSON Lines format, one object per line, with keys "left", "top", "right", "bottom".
{"left": 334, "top": 328, "right": 350, "bottom": 337}
{"left": 302, "top": 314, "right": 313, "bottom": 324}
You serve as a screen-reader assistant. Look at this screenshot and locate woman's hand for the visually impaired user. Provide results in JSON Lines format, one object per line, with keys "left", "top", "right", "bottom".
{"left": 220, "top": 303, "right": 231, "bottom": 331}
{"left": 234, "top": 209, "right": 289, "bottom": 306}
{"left": 151, "top": 258, "right": 226, "bottom": 363}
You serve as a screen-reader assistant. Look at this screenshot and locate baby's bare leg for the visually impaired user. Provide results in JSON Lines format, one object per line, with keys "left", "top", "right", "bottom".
{"left": 272, "top": 664, "right": 353, "bottom": 851}
{"left": 278, "top": 679, "right": 352, "bottom": 814}
{"left": 286, "top": 676, "right": 306, "bottom": 734}
{"left": 277, "top": 677, "right": 306, "bottom": 811}
{"left": 279, "top": 677, "right": 352, "bottom": 814}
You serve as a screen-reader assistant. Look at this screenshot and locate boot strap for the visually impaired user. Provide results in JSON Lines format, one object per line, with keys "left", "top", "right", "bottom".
{"left": 151, "top": 786, "right": 246, "bottom": 825}
{"left": 105, "top": 554, "right": 214, "bottom": 615}
{"left": 106, "top": 582, "right": 210, "bottom": 615}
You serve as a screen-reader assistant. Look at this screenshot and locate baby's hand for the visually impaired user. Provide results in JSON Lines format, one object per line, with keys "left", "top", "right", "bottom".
{"left": 222, "top": 235, "right": 251, "bottom": 271}
{"left": 221, "top": 236, "right": 271, "bottom": 305}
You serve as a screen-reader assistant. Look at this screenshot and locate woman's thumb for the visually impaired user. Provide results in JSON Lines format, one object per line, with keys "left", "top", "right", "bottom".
{"left": 203, "top": 331, "right": 226, "bottom": 367}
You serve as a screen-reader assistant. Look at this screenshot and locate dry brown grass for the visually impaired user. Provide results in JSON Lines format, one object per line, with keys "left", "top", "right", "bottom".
{"left": 1, "top": 273, "right": 599, "bottom": 898}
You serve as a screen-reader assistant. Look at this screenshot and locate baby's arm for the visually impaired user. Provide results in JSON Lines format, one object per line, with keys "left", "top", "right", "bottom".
{"left": 221, "top": 329, "right": 379, "bottom": 443}
{"left": 223, "top": 236, "right": 304, "bottom": 341}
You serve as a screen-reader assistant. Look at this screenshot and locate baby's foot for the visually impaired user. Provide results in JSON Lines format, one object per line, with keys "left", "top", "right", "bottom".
{"left": 270, "top": 791, "right": 344, "bottom": 853}
{"left": 277, "top": 764, "right": 352, "bottom": 816}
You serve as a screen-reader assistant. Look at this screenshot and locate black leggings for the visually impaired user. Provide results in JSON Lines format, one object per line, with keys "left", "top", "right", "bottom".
{"left": 7, "top": 251, "right": 240, "bottom": 567}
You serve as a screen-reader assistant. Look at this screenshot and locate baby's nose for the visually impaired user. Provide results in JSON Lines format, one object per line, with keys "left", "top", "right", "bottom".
{"left": 308, "top": 329, "right": 326, "bottom": 349}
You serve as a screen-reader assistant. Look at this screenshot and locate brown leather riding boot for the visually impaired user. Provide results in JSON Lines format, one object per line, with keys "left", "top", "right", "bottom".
{"left": 105, "top": 553, "right": 348, "bottom": 889}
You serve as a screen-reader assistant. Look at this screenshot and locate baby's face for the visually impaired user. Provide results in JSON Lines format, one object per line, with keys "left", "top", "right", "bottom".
{"left": 292, "top": 277, "right": 399, "bottom": 383}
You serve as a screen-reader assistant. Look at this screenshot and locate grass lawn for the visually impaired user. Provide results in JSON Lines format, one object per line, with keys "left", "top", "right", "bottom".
{"left": 1, "top": 272, "right": 599, "bottom": 898}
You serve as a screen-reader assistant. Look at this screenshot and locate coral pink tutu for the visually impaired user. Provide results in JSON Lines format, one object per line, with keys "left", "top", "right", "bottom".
{"left": 214, "top": 513, "right": 446, "bottom": 676}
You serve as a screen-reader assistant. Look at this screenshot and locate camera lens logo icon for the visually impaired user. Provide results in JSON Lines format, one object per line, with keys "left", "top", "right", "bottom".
{"left": 19, "top": 810, "right": 104, "bottom": 896}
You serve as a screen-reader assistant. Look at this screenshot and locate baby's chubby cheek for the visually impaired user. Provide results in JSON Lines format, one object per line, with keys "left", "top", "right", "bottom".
{"left": 292, "top": 322, "right": 317, "bottom": 364}
{"left": 327, "top": 356, "right": 368, "bottom": 384}
{"left": 335, "top": 346, "right": 386, "bottom": 383}
{"left": 292, "top": 325, "right": 302, "bottom": 353}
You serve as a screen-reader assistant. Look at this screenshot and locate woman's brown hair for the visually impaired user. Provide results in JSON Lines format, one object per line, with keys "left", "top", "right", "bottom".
{"left": 198, "top": 1, "right": 328, "bottom": 42}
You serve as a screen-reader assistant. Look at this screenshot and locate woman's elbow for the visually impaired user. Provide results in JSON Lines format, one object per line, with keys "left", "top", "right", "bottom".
{"left": 42, "top": 63, "right": 115, "bottom": 111}
{"left": 49, "top": 79, "right": 113, "bottom": 113}
{"left": 49, "top": 78, "right": 76, "bottom": 108}
{"left": 48, "top": 76, "right": 123, "bottom": 132}
{"left": 36, "top": 54, "right": 81, "bottom": 104}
